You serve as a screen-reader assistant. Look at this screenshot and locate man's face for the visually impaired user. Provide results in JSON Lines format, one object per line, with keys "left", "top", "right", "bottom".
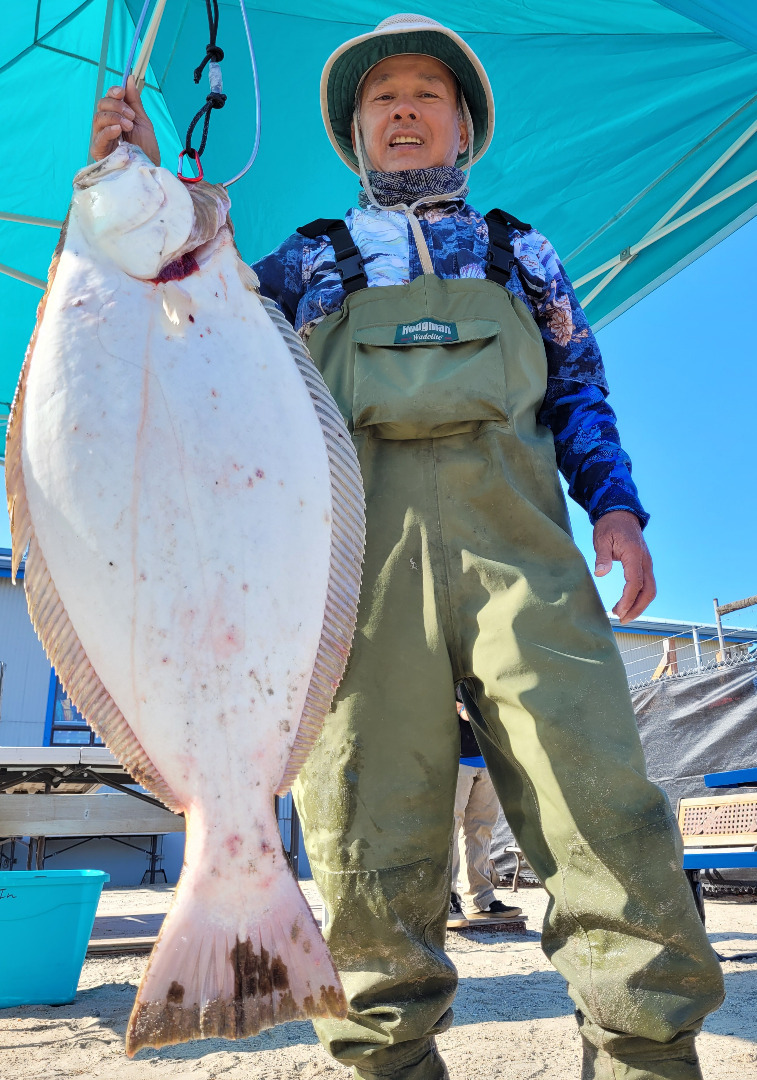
{"left": 354, "top": 54, "right": 468, "bottom": 173}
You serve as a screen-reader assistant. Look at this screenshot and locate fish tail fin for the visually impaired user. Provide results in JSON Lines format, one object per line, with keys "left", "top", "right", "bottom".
{"left": 125, "top": 854, "right": 346, "bottom": 1055}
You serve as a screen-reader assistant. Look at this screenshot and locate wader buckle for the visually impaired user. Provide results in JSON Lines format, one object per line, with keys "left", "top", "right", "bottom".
{"left": 297, "top": 218, "right": 369, "bottom": 296}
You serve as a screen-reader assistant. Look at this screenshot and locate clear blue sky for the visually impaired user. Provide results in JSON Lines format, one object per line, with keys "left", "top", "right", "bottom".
{"left": 2, "top": 217, "right": 755, "bottom": 632}
{"left": 568, "top": 215, "right": 757, "bottom": 631}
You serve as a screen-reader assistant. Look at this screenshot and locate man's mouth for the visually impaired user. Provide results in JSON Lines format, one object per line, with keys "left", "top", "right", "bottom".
{"left": 389, "top": 136, "right": 424, "bottom": 146}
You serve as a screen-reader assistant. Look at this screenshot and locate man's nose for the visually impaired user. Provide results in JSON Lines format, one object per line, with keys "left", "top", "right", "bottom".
{"left": 392, "top": 99, "right": 418, "bottom": 121}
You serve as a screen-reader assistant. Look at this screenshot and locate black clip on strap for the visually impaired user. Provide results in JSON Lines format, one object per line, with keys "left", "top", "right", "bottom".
{"left": 297, "top": 218, "right": 368, "bottom": 296}
{"left": 484, "top": 209, "right": 523, "bottom": 288}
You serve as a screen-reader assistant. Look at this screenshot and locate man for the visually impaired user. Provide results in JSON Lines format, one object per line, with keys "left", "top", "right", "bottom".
{"left": 449, "top": 687, "right": 521, "bottom": 927}
{"left": 91, "top": 14, "right": 723, "bottom": 1080}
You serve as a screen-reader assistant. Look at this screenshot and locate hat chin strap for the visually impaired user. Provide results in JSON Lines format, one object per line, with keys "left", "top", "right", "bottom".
{"left": 353, "top": 95, "right": 474, "bottom": 277}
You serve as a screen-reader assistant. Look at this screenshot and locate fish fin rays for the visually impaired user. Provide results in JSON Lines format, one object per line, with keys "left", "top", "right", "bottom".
{"left": 5, "top": 214, "right": 70, "bottom": 581}
{"left": 20, "top": 536, "right": 182, "bottom": 812}
{"left": 260, "top": 297, "right": 365, "bottom": 796}
{"left": 126, "top": 852, "right": 346, "bottom": 1055}
{"left": 4, "top": 211, "right": 180, "bottom": 815}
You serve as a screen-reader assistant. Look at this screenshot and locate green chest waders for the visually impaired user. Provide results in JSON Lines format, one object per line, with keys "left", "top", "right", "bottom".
{"left": 291, "top": 233, "right": 723, "bottom": 1080}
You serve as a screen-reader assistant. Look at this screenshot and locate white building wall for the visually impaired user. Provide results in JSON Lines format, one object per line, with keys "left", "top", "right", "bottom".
{"left": 0, "top": 576, "right": 51, "bottom": 746}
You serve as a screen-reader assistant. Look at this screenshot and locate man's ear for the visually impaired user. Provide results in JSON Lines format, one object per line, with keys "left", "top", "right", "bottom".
{"left": 458, "top": 118, "right": 469, "bottom": 155}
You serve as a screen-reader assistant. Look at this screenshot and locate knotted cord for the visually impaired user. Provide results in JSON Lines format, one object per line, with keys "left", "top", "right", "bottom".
{"left": 184, "top": 0, "right": 227, "bottom": 163}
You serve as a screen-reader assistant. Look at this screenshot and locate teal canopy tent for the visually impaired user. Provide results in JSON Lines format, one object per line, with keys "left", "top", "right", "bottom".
{"left": 2, "top": 0, "right": 757, "bottom": 445}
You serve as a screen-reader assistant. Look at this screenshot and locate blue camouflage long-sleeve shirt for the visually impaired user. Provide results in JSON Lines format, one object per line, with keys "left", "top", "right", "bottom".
{"left": 252, "top": 202, "right": 648, "bottom": 527}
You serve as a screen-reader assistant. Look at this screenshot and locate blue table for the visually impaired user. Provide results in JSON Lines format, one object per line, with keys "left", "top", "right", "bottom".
{"left": 684, "top": 766, "right": 757, "bottom": 924}
{"left": 704, "top": 768, "right": 757, "bottom": 788}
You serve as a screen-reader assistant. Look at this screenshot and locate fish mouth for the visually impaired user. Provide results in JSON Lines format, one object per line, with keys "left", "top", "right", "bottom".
{"left": 74, "top": 143, "right": 231, "bottom": 282}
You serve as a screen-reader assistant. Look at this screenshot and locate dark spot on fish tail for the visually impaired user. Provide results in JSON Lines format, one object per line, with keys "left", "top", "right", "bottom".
{"left": 271, "top": 956, "right": 289, "bottom": 991}
{"left": 320, "top": 984, "right": 344, "bottom": 1013}
{"left": 303, "top": 994, "right": 315, "bottom": 1013}
{"left": 267, "top": 688, "right": 275, "bottom": 696}
{"left": 211, "top": 389, "right": 218, "bottom": 397}
{"left": 230, "top": 939, "right": 279, "bottom": 1000}
{"left": 260, "top": 840, "right": 273, "bottom": 854}
{"left": 166, "top": 981, "right": 185, "bottom": 1004}
{"left": 255, "top": 469, "right": 265, "bottom": 479}
{"left": 302, "top": 939, "right": 312, "bottom": 954}
{"left": 153, "top": 252, "right": 200, "bottom": 283}
{"left": 242, "top": 583, "right": 249, "bottom": 592}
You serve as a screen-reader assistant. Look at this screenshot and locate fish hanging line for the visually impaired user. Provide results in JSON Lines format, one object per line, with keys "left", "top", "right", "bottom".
{"left": 178, "top": 0, "right": 226, "bottom": 182}
{"left": 120, "top": 0, "right": 261, "bottom": 188}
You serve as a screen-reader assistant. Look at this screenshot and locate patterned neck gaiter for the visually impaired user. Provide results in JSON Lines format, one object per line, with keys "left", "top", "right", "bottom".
{"left": 358, "top": 166, "right": 469, "bottom": 209}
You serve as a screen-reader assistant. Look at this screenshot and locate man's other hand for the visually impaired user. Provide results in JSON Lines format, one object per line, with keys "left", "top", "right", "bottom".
{"left": 593, "top": 510, "right": 656, "bottom": 623}
{"left": 90, "top": 75, "right": 160, "bottom": 165}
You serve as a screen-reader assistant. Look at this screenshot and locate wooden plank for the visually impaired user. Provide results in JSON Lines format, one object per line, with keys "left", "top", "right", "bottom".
{"left": 677, "top": 793, "right": 757, "bottom": 848}
{"left": 682, "top": 833, "right": 757, "bottom": 848}
{"left": 79, "top": 747, "right": 121, "bottom": 768}
{"left": 88, "top": 936, "right": 157, "bottom": 956}
{"left": 0, "top": 747, "right": 81, "bottom": 767}
{"left": 679, "top": 793, "right": 757, "bottom": 809}
{"left": 0, "top": 793, "right": 184, "bottom": 836}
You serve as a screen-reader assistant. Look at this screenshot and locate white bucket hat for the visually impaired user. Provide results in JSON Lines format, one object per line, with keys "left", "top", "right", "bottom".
{"left": 321, "top": 13, "right": 495, "bottom": 175}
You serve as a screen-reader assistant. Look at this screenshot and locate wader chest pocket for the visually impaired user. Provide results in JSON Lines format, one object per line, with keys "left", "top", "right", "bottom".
{"left": 351, "top": 318, "right": 507, "bottom": 440}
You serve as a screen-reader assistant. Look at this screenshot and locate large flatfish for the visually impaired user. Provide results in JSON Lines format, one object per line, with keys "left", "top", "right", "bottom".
{"left": 5, "top": 144, "right": 364, "bottom": 1054}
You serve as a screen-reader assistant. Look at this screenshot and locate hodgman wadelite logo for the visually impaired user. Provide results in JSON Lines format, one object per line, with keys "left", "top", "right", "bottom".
{"left": 394, "top": 318, "right": 459, "bottom": 345}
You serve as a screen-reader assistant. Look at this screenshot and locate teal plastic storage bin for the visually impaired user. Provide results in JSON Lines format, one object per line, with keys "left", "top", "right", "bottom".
{"left": 0, "top": 869, "right": 109, "bottom": 1007}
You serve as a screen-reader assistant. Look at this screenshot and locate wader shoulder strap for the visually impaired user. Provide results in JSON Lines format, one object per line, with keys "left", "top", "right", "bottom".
{"left": 484, "top": 209, "right": 531, "bottom": 288}
{"left": 297, "top": 218, "right": 368, "bottom": 295}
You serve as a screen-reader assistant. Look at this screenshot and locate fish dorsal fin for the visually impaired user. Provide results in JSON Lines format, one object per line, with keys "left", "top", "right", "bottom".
{"left": 260, "top": 297, "right": 365, "bottom": 795}
{"left": 4, "top": 221, "right": 181, "bottom": 814}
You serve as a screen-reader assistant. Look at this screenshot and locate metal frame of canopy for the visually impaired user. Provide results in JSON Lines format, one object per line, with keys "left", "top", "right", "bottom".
{"left": 575, "top": 102, "right": 757, "bottom": 313}
{"left": 1, "top": 4, "right": 756, "bottom": 344}
{"left": 0, "top": 1, "right": 169, "bottom": 464}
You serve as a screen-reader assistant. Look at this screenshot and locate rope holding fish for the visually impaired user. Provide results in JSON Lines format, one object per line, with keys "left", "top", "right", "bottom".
{"left": 181, "top": 0, "right": 227, "bottom": 181}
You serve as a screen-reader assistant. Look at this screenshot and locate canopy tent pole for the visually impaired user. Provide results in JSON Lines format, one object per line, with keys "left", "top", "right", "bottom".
{"left": 0, "top": 212, "right": 63, "bottom": 228}
{"left": 565, "top": 92, "right": 757, "bottom": 266}
{"left": 132, "top": 0, "right": 168, "bottom": 93}
{"left": 0, "top": 263, "right": 46, "bottom": 290}
{"left": 577, "top": 110, "right": 757, "bottom": 305}
{"left": 578, "top": 166, "right": 757, "bottom": 305}
{"left": 87, "top": 0, "right": 116, "bottom": 164}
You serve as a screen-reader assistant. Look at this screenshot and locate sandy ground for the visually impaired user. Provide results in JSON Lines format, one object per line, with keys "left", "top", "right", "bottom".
{"left": 1, "top": 883, "right": 755, "bottom": 1079}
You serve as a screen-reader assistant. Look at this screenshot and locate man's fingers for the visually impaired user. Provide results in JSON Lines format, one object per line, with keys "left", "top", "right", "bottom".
{"left": 612, "top": 552, "right": 645, "bottom": 622}
{"left": 593, "top": 532, "right": 614, "bottom": 577}
{"left": 96, "top": 97, "right": 135, "bottom": 121}
{"left": 621, "top": 554, "right": 657, "bottom": 622}
{"left": 122, "top": 75, "right": 148, "bottom": 118}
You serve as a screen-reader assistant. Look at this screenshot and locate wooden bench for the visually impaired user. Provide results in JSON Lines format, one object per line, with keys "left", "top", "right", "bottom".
{"left": 679, "top": 784, "right": 757, "bottom": 922}
{"left": 0, "top": 747, "right": 184, "bottom": 881}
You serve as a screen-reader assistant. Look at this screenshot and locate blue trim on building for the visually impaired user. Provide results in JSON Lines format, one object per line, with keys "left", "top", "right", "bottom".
{"left": 0, "top": 547, "right": 24, "bottom": 579}
{"left": 613, "top": 624, "right": 745, "bottom": 644}
{"left": 42, "top": 668, "right": 57, "bottom": 747}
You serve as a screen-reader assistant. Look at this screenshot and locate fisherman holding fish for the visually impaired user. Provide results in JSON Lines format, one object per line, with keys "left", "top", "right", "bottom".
{"left": 91, "top": 14, "right": 723, "bottom": 1080}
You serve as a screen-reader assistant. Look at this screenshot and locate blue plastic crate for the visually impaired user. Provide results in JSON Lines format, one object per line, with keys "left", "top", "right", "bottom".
{"left": 0, "top": 869, "right": 109, "bottom": 1007}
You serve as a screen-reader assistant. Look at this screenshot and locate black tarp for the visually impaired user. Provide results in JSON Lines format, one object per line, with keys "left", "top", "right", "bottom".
{"left": 491, "top": 660, "right": 757, "bottom": 879}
